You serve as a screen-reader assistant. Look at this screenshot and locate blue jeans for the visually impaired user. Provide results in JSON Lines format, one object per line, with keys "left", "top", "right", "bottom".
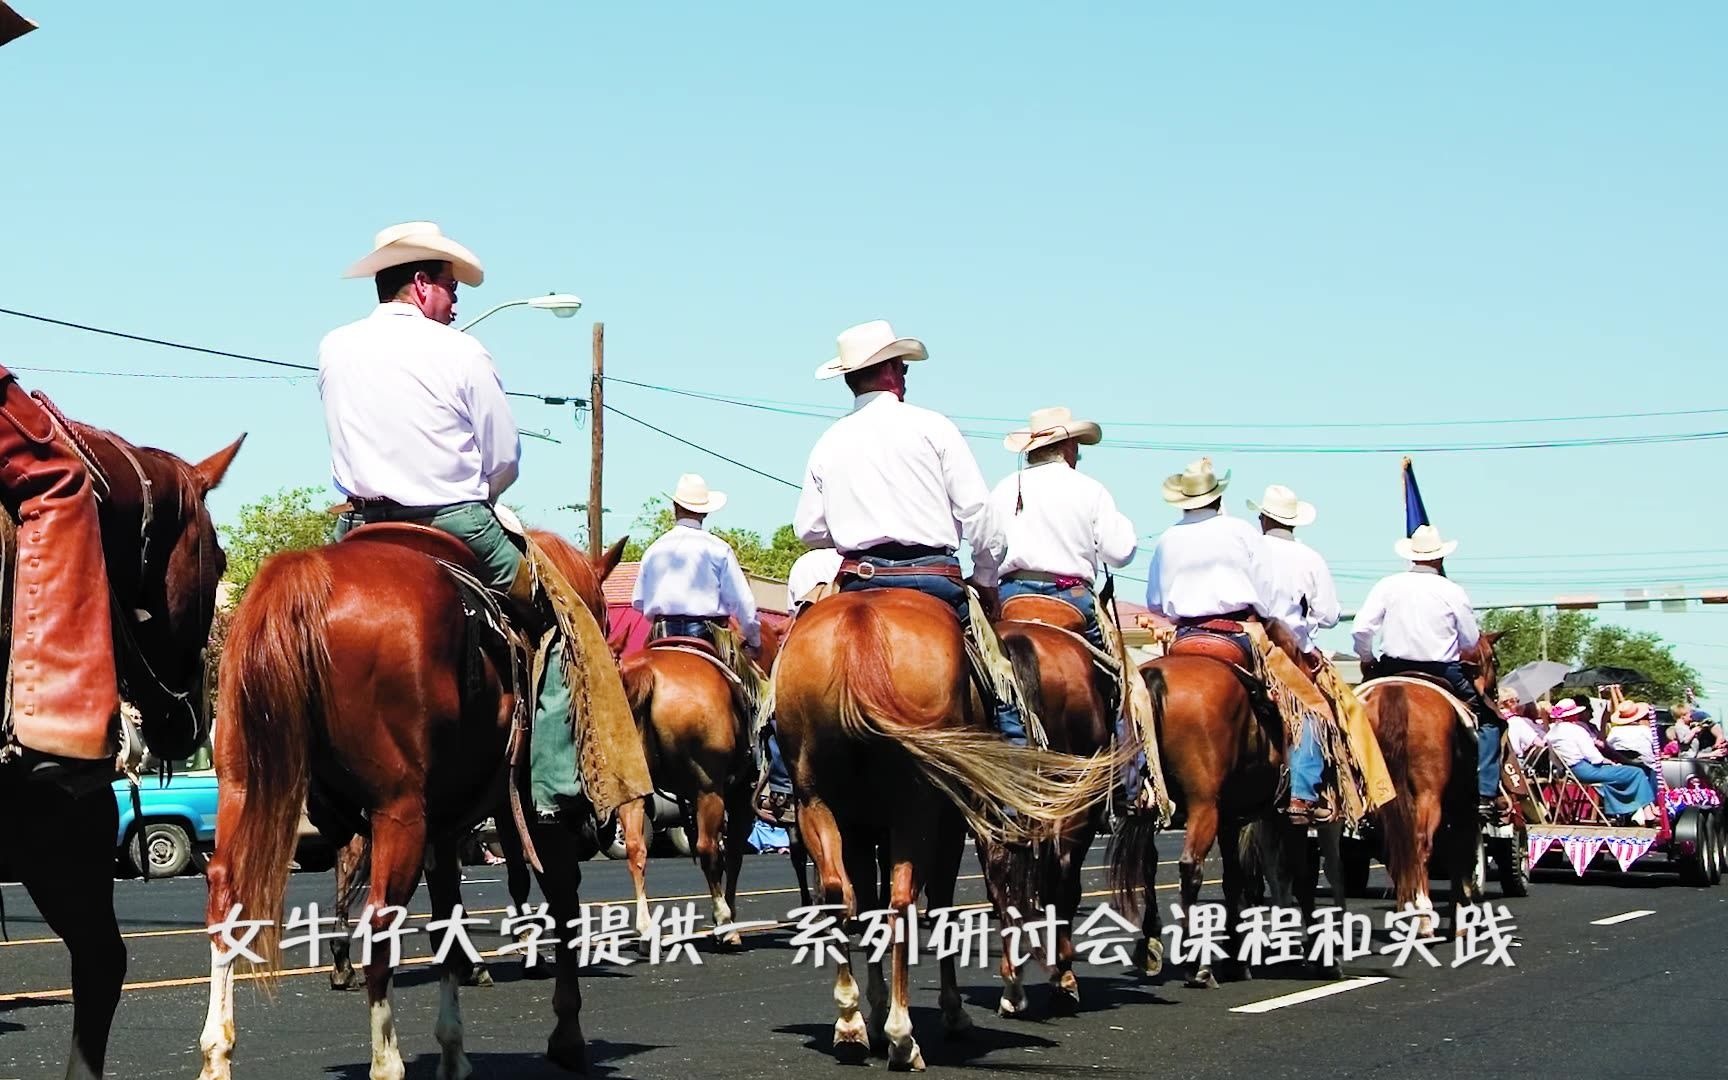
{"left": 1378, "top": 656, "right": 1503, "bottom": 798}
{"left": 840, "top": 554, "right": 1026, "bottom": 746}
{"left": 1290, "top": 715, "right": 1324, "bottom": 802}
{"left": 334, "top": 500, "right": 583, "bottom": 814}
{"left": 764, "top": 720, "right": 792, "bottom": 795}
{"left": 1570, "top": 759, "right": 1658, "bottom": 816}
{"left": 998, "top": 578, "right": 1103, "bottom": 649}
{"left": 653, "top": 616, "right": 721, "bottom": 643}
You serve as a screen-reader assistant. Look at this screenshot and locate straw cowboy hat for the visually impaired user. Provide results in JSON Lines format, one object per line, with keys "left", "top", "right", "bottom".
{"left": 1394, "top": 523, "right": 1458, "bottom": 563}
{"left": 815, "top": 320, "right": 927, "bottom": 381}
{"left": 1612, "top": 700, "right": 1653, "bottom": 726}
{"left": 1162, "top": 458, "right": 1230, "bottom": 510}
{"left": 343, "top": 222, "right": 485, "bottom": 288}
{"left": 1246, "top": 484, "right": 1316, "bottom": 528}
{"left": 1549, "top": 698, "right": 1587, "bottom": 721}
{"left": 671, "top": 473, "right": 726, "bottom": 515}
{"left": 0, "top": 2, "right": 36, "bottom": 49}
{"left": 1003, "top": 406, "right": 1102, "bottom": 455}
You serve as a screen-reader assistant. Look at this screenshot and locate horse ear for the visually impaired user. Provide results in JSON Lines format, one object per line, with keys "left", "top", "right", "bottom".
{"left": 192, "top": 433, "right": 247, "bottom": 493}
{"left": 1484, "top": 630, "right": 1505, "bottom": 646}
{"left": 599, "top": 535, "right": 629, "bottom": 581}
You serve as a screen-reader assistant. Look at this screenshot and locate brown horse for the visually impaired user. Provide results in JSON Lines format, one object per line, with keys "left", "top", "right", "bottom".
{"left": 616, "top": 618, "right": 783, "bottom": 947}
{"left": 1358, "top": 632, "right": 1503, "bottom": 936}
{"left": 0, "top": 419, "right": 242, "bottom": 1080}
{"left": 196, "top": 523, "right": 627, "bottom": 1080}
{"left": 1108, "top": 632, "right": 1348, "bottom": 988}
{"left": 981, "top": 614, "right": 1116, "bottom": 1018}
{"left": 773, "top": 588, "right": 1121, "bottom": 1070}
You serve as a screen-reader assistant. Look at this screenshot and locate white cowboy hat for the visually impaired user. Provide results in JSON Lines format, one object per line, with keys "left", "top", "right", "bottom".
{"left": 1162, "top": 458, "right": 1230, "bottom": 509}
{"left": 1003, "top": 406, "right": 1102, "bottom": 455}
{"left": 815, "top": 320, "right": 928, "bottom": 381}
{"left": 342, "top": 222, "right": 485, "bottom": 288}
{"left": 1246, "top": 484, "right": 1316, "bottom": 528}
{"left": 0, "top": 2, "right": 37, "bottom": 49}
{"left": 671, "top": 473, "right": 727, "bottom": 515}
{"left": 1395, "top": 523, "right": 1459, "bottom": 562}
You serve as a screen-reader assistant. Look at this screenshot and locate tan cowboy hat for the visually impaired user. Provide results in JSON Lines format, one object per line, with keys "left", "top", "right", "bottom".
{"left": 343, "top": 222, "right": 485, "bottom": 288}
{"left": 1611, "top": 700, "right": 1652, "bottom": 726}
{"left": 1003, "top": 406, "right": 1102, "bottom": 455}
{"left": 671, "top": 473, "right": 726, "bottom": 515}
{"left": 1246, "top": 484, "right": 1316, "bottom": 528}
{"left": 815, "top": 320, "right": 928, "bottom": 381}
{"left": 0, "top": 2, "right": 37, "bottom": 49}
{"left": 1161, "top": 457, "right": 1230, "bottom": 509}
{"left": 1394, "top": 523, "right": 1458, "bottom": 562}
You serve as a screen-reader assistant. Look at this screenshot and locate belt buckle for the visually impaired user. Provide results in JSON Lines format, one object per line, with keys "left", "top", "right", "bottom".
{"left": 854, "top": 561, "right": 876, "bottom": 580}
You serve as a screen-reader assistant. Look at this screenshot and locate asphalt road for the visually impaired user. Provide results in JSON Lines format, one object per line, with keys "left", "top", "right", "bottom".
{"left": 3, "top": 837, "right": 1725, "bottom": 1079}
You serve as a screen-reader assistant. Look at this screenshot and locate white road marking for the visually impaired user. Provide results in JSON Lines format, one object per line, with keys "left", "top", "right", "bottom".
{"left": 1230, "top": 977, "right": 1389, "bottom": 1014}
{"left": 1590, "top": 909, "right": 1656, "bottom": 926}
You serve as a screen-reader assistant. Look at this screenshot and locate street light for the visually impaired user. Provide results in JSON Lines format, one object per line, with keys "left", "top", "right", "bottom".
{"left": 459, "top": 292, "right": 584, "bottom": 332}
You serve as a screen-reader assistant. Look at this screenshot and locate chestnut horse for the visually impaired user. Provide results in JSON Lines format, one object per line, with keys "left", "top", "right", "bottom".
{"left": 773, "top": 589, "right": 1122, "bottom": 1070}
{"left": 197, "top": 524, "right": 626, "bottom": 1080}
{"left": 1358, "top": 632, "right": 1503, "bottom": 935}
{"left": 0, "top": 419, "right": 242, "bottom": 1080}
{"left": 982, "top": 612, "right": 1116, "bottom": 1018}
{"left": 1108, "top": 636, "right": 1348, "bottom": 988}
{"left": 616, "top": 619, "right": 783, "bottom": 948}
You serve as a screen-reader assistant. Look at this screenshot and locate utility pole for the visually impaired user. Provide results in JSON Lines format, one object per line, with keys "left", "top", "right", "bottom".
{"left": 588, "top": 322, "right": 604, "bottom": 561}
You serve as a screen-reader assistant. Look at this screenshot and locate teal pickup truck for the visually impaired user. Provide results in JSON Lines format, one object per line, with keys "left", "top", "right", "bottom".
{"left": 111, "top": 744, "right": 336, "bottom": 878}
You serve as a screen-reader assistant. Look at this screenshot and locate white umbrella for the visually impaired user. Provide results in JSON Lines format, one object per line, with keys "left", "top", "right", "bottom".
{"left": 1501, "top": 660, "right": 1571, "bottom": 705}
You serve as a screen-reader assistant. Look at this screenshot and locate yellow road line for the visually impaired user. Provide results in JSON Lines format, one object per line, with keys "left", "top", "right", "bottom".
{"left": 0, "top": 859, "right": 1178, "bottom": 950}
{"left": 0, "top": 879, "right": 1207, "bottom": 1004}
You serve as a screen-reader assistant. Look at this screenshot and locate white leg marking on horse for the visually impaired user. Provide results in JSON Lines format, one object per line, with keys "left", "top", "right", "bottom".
{"left": 434, "top": 970, "right": 473, "bottom": 1080}
{"left": 885, "top": 994, "right": 924, "bottom": 1071}
{"left": 370, "top": 992, "right": 406, "bottom": 1080}
{"left": 833, "top": 961, "right": 869, "bottom": 1051}
{"left": 196, "top": 944, "right": 236, "bottom": 1080}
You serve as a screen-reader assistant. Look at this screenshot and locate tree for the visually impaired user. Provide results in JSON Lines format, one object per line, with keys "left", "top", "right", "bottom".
{"left": 218, "top": 485, "right": 335, "bottom": 604}
{"left": 1576, "top": 625, "right": 1702, "bottom": 706}
{"left": 1480, "top": 608, "right": 1595, "bottom": 675}
{"left": 618, "top": 496, "right": 807, "bottom": 579}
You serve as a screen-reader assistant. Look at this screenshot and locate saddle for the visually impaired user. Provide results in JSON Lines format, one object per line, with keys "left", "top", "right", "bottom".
{"left": 999, "top": 593, "right": 1088, "bottom": 635}
{"left": 1167, "top": 630, "right": 1253, "bottom": 670}
{"left": 339, "top": 522, "right": 485, "bottom": 580}
{"left": 649, "top": 634, "right": 719, "bottom": 660}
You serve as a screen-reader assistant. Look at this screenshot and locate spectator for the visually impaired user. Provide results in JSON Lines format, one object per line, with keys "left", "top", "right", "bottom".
{"left": 1668, "top": 701, "right": 1725, "bottom": 758}
{"left": 1605, "top": 700, "right": 1659, "bottom": 767}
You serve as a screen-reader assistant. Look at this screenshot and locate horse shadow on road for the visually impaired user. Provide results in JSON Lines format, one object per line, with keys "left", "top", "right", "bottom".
{"left": 322, "top": 1042, "right": 662, "bottom": 1079}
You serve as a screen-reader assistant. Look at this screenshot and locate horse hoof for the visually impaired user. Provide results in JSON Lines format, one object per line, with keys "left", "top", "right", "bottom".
{"left": 437, "top": 1050, "right": 474, "bottom": 1080}
{"left": 1050, "top": 985, "right": 1081, "bottom": 1017}
{"left": 888, "top": 1041, "right": 927, "bottom": 1072}
{"left": 1186, "top": 968, "right": 1219, "bottom": 990}
{"left": 468, "top": 965, "right": 494, "bottom": 989}
{"left": 834, "top": 1015, "right": 871, "bottom": 1063}
{"left": 1135, "top": 939, "right": 1165, "bottom": 978}
{"left": 718, "top": 931, "right": 744, "bottom": 951}
{"left": 997, "top": 994, "right": 1027, "bottom": 1018}
{"left": 943, "top": 1008, "right": 974, "bottom": 1039}
{"left": 546, "top": 1036, "right": 590, "bottom": 1075}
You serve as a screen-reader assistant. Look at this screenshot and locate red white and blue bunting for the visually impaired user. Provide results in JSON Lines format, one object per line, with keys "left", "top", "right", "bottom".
{"left": 1528, "top": 831, "right": 1656, "bottom": 875}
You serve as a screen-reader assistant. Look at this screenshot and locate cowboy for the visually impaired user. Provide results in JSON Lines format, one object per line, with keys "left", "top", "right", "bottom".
{"left": 792, "top": 320, "right": 1027, "bottom": 745}
{"left": 1249, "top": 484, "right": 1344, "bottom": 824}
{"left": 1144, "top": 458, "right": 1287, "bottom": 658}
{"left": 974, "top": 406, "right": 1137, "bottom": 650}
{"left": 632, "top": 473, "right": 761, "bottom": 656}
{"left": 318, "top": 221, "right": 586, "bottom": 819}
{"left": 1351, "top": 523, "right": 1505, "bottom": 820}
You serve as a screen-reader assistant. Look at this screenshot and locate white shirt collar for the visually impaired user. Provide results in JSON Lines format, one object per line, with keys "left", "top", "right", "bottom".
{"left": 851, "top": 390, "right": 898, "bottom": 413}
{"left": 1179, "top": 507, "right": 1221, "bottom": 524}
{"left": 1409, "top": 563, "right": 1441, "bottom": 576}
{"left": 675, "top": 516, "right": 704, "bottom": 531}
{"left": 372, "top": 301, "right": 425, "bottom": 319}
{"left": 1264, "top": 526, "right": 1294, "bottom": 541}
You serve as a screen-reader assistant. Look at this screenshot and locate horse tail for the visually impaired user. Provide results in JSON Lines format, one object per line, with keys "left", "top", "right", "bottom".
{"left": 996, "top": 629, "right": 1048, "bottom": 914}
{"left": 621, "top": 659, "right": 655, "bottom": 719}
{"left": 1108, "top": 665, "right": 1166, "bottom": 916}
{"left": 1372, "top": 686, "right": 1417, "bottom": 895}
{"left": 218, "top": 550, "right": 334, "bottom": 991}
{"left": 833, "top": 603, "right": 1121, "bottom": 848}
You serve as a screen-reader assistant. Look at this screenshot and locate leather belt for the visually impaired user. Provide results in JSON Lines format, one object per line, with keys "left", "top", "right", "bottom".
{"left": 839, "top": 558, "right": 966, "bottom": 583}
{"left": 1176, "top": 609, "right": 1255, "bottom": 632}
{"left": 1004, "top": 570, "right": 1089, "bottom": 589}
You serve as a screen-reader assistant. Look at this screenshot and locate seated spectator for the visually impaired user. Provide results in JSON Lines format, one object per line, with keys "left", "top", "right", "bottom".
{"left": 1604, "top": 700, "right": 1659, "bottom": 766}
{"left": 1668, "top": 701, "right": 1726, "bottom": 757}
{"left": 1499, "top": 689, "right": 1548, "bottom": 759}
{"left": 1546, "top": 698, "right": 1658, "bottom": 825}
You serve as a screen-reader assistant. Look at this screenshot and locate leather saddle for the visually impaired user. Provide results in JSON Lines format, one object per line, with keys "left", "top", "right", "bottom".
{"left": 1167, "top": 630, "right": 1253, "bottom": 670}
{"left": 339, "top": 522, "right": 485, "bottom": 580}
{"left": 1000, "top": 593, "right": 1088, "bottom": 635}
{"left": 648, "top": 634, "right": 720, "bottom": 660}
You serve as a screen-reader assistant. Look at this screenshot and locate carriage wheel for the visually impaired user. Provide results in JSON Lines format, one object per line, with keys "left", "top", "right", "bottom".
{"left": 1677, "top": 809, "right": 1711, "bottom": 886}
{"left": 1707, "top": 814, "right": 1723, "bottom": 885}
{"left": 1493, "top": 826, "right": 1531, "bottom": 899}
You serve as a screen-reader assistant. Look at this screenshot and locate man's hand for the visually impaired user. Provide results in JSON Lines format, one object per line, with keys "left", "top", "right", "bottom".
{"left": 971, "top": 581, "right": 1002, "bottom": 621}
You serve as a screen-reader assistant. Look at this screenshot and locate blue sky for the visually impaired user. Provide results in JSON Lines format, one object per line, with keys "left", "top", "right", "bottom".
{"left": 1, "top": 5, "right": 1724, "bottom": 696}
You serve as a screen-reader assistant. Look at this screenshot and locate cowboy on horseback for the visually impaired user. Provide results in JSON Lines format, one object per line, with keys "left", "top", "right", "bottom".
{"left": 974, "top": 406, "right": 1137, "bottom": 650}
{"left": 792, "top": 319, "right": 1028, "bottom": 745}
{"left": 632, "top": 472, "right": 761, "bottom": 656}
{"left": 1351, "top": 523, "right": 1506, "bottom": 822}
{"left": 318, "top": 221, "right": 587, "bottom": 819}
{"left": 1249, "top": 484, "right": 1343, "bottom": 824}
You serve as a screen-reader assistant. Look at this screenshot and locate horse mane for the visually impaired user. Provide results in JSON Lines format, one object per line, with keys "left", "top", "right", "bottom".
{"left": 525, "top": 528, "right": 608, "bottom": 622}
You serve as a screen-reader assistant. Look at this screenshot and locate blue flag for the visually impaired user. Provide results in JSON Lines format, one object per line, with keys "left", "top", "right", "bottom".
{"left": 1402, "top": 457, "right": 1430, "bottom": 537}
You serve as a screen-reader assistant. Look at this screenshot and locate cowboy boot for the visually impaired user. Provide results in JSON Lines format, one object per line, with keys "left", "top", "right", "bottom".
{"left": 0, "top": 371, "right": 120, "bottom": 794}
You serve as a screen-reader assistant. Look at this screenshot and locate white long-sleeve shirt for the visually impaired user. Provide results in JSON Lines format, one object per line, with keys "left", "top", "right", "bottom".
{"left": 971, "top": 461, "right": 1137, "bottom": 588}
{"left": 1507, "top": 713, "right": 1547, "bottom": 757}
{"left": 1256, "top": 528, "right": 1341, "bottom": 655}
{"left": 318, "top": 302, "right": 521, "bottom": 506}
{"left": 1547, "top": 721, "right": 1608, "bottom": 768}
{"left": 632, "top": 519, "right": 761, "bottom": 647}
{"left": 1144, "top": 508, "right": 1282, "bottom": 624}
{"left": 793, "top": 392, "right": 1001, "bottom": 561}
{"left": 1351, "top": 566, "right": 1481, "bottom": 665}
{"left": 787, "top": 547, "right": 844, "bottom": 605}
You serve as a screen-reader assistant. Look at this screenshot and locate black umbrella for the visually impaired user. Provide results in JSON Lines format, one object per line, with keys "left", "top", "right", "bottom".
{"left": 1562, "top": 665, "right": 1650, "bottom": 688}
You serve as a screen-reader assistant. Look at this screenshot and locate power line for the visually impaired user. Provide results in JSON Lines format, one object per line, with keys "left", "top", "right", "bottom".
{"left": 10, "top": 364, "right": 305, "bottom": 381}
{"left": 602, "top": 403, "right": 801, "bottom": 490}
{"left": 0, "top": 306, "right": 584, "bottom": 405}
